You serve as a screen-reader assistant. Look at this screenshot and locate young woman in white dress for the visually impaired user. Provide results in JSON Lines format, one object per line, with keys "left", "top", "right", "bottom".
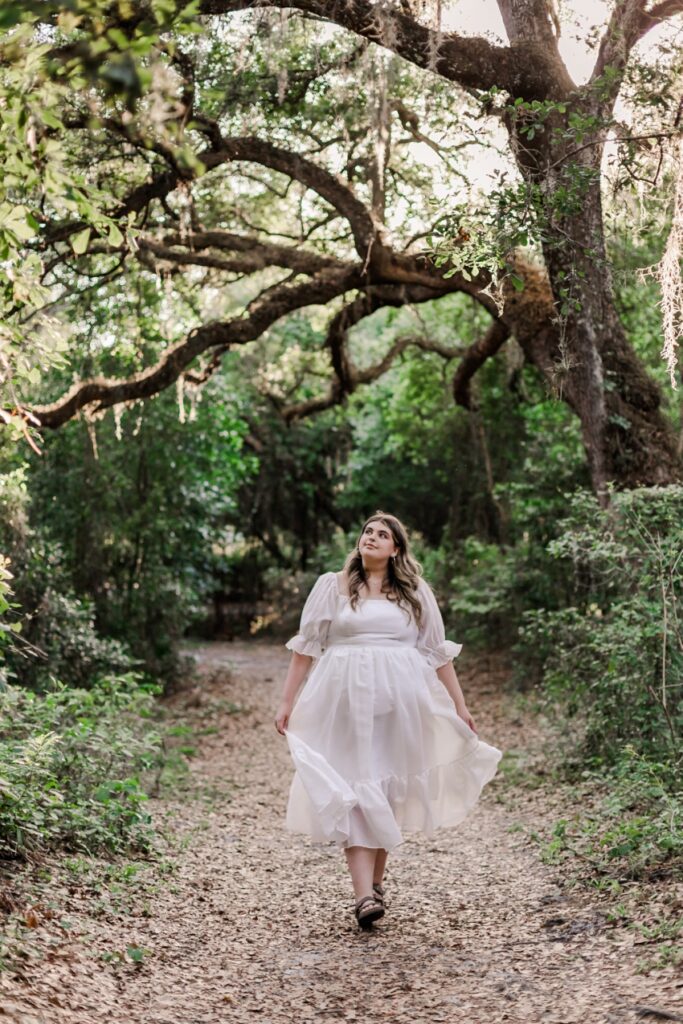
{"left": 275, "top": 511, "right": 502, "bottom": 929}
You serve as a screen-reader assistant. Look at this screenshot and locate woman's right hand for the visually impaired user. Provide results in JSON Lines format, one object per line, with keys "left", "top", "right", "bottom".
{"left": 275, "top": 701, "right": 293, "bottom": 735}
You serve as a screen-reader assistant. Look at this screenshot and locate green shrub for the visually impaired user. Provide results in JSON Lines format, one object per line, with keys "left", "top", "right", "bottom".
{"left": 0, "top": 673, "right": 162, "bottom": 857}
{"left": 542, "top": 747, "right": 683, "bottom": 881}
{"left": 9, "top": 587, "right": 136, "bottom": 691}
{"left": 516, "top": 485, "right": 683, "bottom": 762}
{"left": 439, "top": 537, "right": 516, "bottom": 647}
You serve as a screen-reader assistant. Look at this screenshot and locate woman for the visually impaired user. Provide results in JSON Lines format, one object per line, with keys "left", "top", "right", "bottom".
{"left": 275, "top": 511, "right": 502, "bottom": 929}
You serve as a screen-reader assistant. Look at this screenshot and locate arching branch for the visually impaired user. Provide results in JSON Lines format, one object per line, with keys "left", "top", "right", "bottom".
{"left": 201, "top": 137, "right": 378, "bottom": 257}
{"left": 31, "top": 266, "right": 362, "bottom": 429}
{"left": 43, "top": 135, "right": 378, "bottom": 261}
{"left": 158, "top": 230, "right": 346, "bottom": 274}
{"left": 281, "top": 330, "right": 473, "bottom": 421}
{"left": 452, "top": 321, "right": 511, "bottom": 409}
{"left": 202, "top": 0, "right": 574, "bottom": 100}
{"left": 135, "top": 236, "right": 347, "bottom": 276}
{"left": 280, "top": 282, "right": 504, "bottom": 421}
{"left": 282, "top": 335, "right": 410, "bottom": 421}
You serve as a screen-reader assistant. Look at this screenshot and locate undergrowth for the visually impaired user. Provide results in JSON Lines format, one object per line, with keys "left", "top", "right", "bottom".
{"left": 0, "top": 673, "right": 165, "bottom": 858}
{"left": 541, "top": 747, "right": 682, "bottom": 884}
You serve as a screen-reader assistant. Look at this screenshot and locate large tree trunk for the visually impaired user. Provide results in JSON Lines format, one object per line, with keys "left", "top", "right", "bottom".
{"left": 512, "top": 200, "right": 680, "bottom": 496}
{"left": 502, "top": 215, "right": 681, "bottom": 498}
{"left": 492, "top": 0, "right": 682, "bottom": 497}
{"left": 546, "top": 186, "right": 680, "bottom": 495}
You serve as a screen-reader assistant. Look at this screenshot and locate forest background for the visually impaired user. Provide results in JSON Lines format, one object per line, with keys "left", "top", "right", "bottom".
{"left": 0, "top": 0, "right": 682, "bottom": 967}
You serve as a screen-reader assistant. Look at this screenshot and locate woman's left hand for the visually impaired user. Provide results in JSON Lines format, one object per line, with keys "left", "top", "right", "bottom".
{"left": 458, "top": 706, "right": 477, "bottom": 733}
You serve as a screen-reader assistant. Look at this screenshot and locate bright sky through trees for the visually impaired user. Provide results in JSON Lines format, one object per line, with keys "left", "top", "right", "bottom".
{"left": 445, "top": 0, "right": 677, "bottom": 82}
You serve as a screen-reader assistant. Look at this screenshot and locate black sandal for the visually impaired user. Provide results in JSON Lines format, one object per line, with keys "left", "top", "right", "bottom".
{"left": 354, "top": 894, "right": 385, "bottom": 929}
{"left": 372, "top": 882, "right": 385, "bottom": 904}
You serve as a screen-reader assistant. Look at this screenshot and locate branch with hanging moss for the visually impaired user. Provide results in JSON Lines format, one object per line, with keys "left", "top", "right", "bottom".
{"left": 28, "top": 265, "right": 363, "bottom": 429}
{"left": 41, "top": 134, "right": 379, "bottom": 261}
{"left": 202, "top": 0, "right": 574, "bottom": 101}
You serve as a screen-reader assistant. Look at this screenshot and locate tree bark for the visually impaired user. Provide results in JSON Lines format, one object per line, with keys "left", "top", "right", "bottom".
{"left": 489, "top": 0, "right": 681, "bottom": 496}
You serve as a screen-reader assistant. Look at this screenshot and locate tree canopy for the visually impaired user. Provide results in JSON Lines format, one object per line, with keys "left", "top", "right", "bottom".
{"left": 1, "top": 1, "right": 682, "bottom": 496}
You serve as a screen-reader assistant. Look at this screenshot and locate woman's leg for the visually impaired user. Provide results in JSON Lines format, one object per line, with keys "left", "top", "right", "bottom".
{"left": 373, "top": 848, "right": 388, "bottom": 886}
{"left": 344, "top": 846, "right": 378, "bottom": 901}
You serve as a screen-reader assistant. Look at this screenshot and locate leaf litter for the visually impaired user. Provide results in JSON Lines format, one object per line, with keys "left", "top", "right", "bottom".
{"left": 0, "top": 641, "right": 680, "bottom": 1024}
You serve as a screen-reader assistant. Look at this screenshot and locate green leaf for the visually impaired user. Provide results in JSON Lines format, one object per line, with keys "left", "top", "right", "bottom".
{"left": 41, "top": 111, "right": 63, "bottom": 131}
{"left": 71, "top": 228, "right": 91, "bottom": 255}
{"left": 107, "top": 223, "right": 124, "bottom": 247}
{"left": 0, "top": 205, "right": 37, "bottom": 241}
{"left": 0, "top": 7, "right": 23, "bottom": 27}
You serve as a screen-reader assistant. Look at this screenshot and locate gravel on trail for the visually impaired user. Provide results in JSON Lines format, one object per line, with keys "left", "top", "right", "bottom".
{"left": 0, "top": 640, "right": 681, "bottom": 1024}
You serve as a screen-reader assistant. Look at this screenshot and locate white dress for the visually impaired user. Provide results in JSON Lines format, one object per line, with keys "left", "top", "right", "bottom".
{"left": 284, "top": 572, "right": 502, "bottom": 852}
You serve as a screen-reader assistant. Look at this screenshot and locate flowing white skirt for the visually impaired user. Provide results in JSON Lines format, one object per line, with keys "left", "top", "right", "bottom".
{"left": 284, "top": 642, "right": 502, "bottom": 851}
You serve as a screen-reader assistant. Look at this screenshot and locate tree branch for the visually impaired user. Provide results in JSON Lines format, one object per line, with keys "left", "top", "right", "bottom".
{"left": 640, "top": 1, "right": 683, "bottom": 35}
{"left": 589, "top": 0, "right": 677, "bottom": 93}
{"left": 135, "top": 235, "right": 345, "bottom": 276}
{"left": 202, "top": 0, "right": 574, "bottom": 100}
{"left": 157, "top": 230, "right": 345, "bottom": 274}
{"left": 281, "top": 330, "right": 470, "bottom": 421}
{"left": 281, "top": 334, "right": 406, "bottom": 421}
{"left": 45, "top": 133, "right": 379, "bottom": 261}
{"left": 202, "top": 136, "right": 378, "bottom": 257}
{"left": 30, "top": 265, "right": 362, "bottom": 428}
{"left": 452, "top": 320, "right": 511, "bottom": 409}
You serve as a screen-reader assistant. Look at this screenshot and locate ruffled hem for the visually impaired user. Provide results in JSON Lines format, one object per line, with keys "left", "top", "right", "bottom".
{"left": 285, "top": 633, "right": 322, "bottom": 659}
{"left": 285, "top": 732, "right": 501, "bottom": 852}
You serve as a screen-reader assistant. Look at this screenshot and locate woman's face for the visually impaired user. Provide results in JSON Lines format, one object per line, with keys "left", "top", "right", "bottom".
{"left": 358, "top": 519, "right": 399, "bottom": 562}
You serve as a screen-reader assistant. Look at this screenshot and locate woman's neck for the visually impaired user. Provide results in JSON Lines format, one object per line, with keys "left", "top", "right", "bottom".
{"left": 360, "top": 561, "right": 387, "bottom": 577}
{"left": 361, "top": 565, "right": 389, "bottom": 597}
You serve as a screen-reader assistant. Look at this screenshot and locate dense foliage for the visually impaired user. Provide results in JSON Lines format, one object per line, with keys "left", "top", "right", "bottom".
{"left": 0, "top": 673, "right": 162, "bottom": 857}
{"left": 517, "top": 486, "right": 683, "bottom": 763}
{"left": 0, "top": 379, "right": 253, "bottom": 685}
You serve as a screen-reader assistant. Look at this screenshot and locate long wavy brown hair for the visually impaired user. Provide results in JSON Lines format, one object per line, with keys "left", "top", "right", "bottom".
{"left": 342, "top": 511, "right": 424, "bottom": 627}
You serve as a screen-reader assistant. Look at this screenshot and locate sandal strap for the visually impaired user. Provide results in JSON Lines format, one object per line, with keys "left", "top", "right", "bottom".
{"left": 355, "top": 895, "right": 379, "bottom": 912}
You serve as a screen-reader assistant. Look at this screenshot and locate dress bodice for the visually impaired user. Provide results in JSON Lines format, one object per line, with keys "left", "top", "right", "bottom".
{"left": 327, "top": 597, "right": 419, "bottom": 648}
{"left": 285, "top": 571, "right": 462, "bottom": 668}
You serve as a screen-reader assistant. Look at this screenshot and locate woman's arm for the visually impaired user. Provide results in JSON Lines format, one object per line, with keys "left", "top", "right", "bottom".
{"left": 435, "top": 661, "right": 477, "bottom": 734}
{"left": 275, "top": 650, "right": 314, "bottom": 734}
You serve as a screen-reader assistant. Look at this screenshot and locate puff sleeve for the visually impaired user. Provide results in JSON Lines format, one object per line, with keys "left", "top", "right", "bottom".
{"left": 285, "top": 572, "right": 338, "bottom": 659}
{"left": 416, "top": 578, "right": 462, "bottom": 669}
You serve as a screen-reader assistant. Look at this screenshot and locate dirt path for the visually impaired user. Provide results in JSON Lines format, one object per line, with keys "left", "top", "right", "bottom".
{"left": 1, "top": 641, "right": 681, "bottom": 1024}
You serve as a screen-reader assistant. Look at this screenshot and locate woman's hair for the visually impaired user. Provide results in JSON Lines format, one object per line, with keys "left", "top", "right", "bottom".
{"left": 342, "top": 510, "right": 424, "bottom": 626}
